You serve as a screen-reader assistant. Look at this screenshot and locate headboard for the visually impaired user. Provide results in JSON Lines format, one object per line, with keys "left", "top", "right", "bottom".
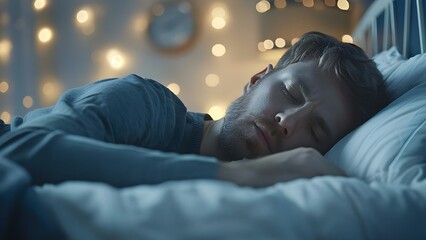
{"left": 353, "top": 0, "right": 425, "bottom": 58}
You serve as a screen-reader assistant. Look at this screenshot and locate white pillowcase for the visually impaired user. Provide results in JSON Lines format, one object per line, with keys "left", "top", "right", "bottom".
{"left": 374, "top": 46, "right": 426, "bottom": 100}
{"left": 325, "top": 48, "right": 426, "bottom": 185}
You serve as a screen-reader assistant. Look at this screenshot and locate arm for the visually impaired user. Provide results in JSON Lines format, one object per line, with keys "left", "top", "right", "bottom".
{"left": 219, "top": 147, "right": 346, "bottom": 188}
{"left": 0, "top": 128, "right": 218, "bottom": 187}
{"left": 1, "top": 126, "right": 343, "bottom": 187}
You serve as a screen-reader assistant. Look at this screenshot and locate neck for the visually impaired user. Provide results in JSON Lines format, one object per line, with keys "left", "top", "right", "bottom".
{"left": 200, "top": 119, "right": 224, "bottom": 160}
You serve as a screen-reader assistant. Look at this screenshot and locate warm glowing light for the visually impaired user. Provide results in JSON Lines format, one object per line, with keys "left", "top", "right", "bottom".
{"left": 1, "top": 111, "right": 10, "bottom": 123}
{"left": 167, "top": 83, "right": 181, "bottom": 95}
{"left": 23, "top": 96, "right": 33, "bottom": 108}
{"left": 342, "top": 34, "right": 353, "bottom": 43}
{"left": 76, "top": 10, "right": 89, "bottom": 23}
{"left": 302, "top": 0, "right": 314, "bottom": 7}
{"left": 212, "top": 44, "right": 226, "bottom": 57}
{"left": 258, "top": 42, "right": 267, "bottom": 52}
{"left": 212, "top": 17, "right": 226, "bottom": 29}
{"left": 275, "top": 38, "right": 286, "bottom": 48}
{"left": 324, "top": 0, "right": 336, "bottom": 7}
{"left": 34, "top": 0, "right": 47, "bottom": 10}
{"left": 208, "top": 106, "right": 225, "bottom": 120}
{"left": 152, "top": 3, "right": 165, "bottom": 16}
{"left": 263, "top": 39, "right": 274, "bottom": 50}
{"left": 291, "top": 37, "right": 300, "bottom": 45}
{"left": 133, "top": 15, "right": 148, "bottom": 34}
{"left": 0, "top": 39, "right": 12, "bottom": 61}
{"left": 42, "top": 81, "right": 62, "bottom": 104}
{"left": 211, "top": 7, "right": 226, "bottom": 17}
{"left": 337, "top": 0, "right": 349, "bottom": 10}
{"left": 274, "top": 0, "right": 287, "bottom": 8}
{"left": 205, "top": 74, "right": 220, "bottom": 87}
{"left": 75, "top": 8, "right": 94, "bottom": 35}
{"left": 106, "top": 49, "right": 125, "bottom": 69}
{"left": 38, "top": 27, "right": 53, "bottom": 43}
{"left": 0, "top": 81, "right": 9, "bottom": 93}
{"left": 256, "top": 0, "right": 271, "bottom": 13}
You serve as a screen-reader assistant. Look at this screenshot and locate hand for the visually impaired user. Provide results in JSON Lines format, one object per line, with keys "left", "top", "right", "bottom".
{"left": 218, "top": 147, "right": 346, "bottom": 188}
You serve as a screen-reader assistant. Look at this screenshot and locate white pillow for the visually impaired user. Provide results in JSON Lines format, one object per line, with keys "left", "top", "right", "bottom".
{"left": 374, "top": 47, "right": 426, "bottom": 100}
{"left": 325, "top": 48, "right": 426, "bottom": 185}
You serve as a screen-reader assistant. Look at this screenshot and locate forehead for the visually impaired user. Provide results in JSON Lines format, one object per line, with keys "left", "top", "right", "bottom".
{"left": 273, "top": 60, "right": 357, "bottom": 140}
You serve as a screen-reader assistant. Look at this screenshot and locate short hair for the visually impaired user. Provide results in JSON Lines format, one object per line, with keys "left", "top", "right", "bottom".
{"left": 275, "top": 31, "right": 388, "bottom": 124}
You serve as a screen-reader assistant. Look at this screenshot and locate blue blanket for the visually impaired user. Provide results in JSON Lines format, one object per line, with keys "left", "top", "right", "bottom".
{"left": 0, "top": 157, "right": 64, "bottom": 239}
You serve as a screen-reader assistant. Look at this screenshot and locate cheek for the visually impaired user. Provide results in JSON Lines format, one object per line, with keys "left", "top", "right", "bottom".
{"left": 249, "top": 87, "right": 282, "bottom": 115}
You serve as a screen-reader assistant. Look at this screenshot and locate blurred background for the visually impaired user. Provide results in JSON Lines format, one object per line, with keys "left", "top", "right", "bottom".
{"left": 0, "top": 0, "right": 373, "bottom": 122}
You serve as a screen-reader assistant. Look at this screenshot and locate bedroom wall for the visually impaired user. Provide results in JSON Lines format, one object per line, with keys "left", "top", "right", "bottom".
{"left": 0, "top": 0, "right": 371, "bottom": 122}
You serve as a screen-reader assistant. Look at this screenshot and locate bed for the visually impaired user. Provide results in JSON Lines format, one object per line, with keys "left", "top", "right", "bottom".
{"left": 32, "top": 0, "right": 426, "bottom": 239}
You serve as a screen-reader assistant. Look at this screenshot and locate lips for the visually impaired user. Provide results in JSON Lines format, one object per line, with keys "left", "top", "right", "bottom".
{"left": 254, "top": 123, "right": 273, "bottom": 153}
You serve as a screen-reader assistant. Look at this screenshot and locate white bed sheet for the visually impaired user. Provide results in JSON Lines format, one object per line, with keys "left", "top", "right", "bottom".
{"left": 36, "top": 177, "right": 426, "bottom": 240}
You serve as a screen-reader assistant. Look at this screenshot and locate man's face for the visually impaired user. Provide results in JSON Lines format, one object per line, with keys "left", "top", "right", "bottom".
{"left": 218, "top": 60, "right": 357, "bottom": 161}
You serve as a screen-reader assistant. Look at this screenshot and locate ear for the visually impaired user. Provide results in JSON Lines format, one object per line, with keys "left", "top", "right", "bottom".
{"left": 243, "top": 64, "right": 274, "bottom": 94}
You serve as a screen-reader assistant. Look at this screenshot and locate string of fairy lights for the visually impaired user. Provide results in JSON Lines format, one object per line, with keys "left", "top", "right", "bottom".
{"left": 0, "top": 0, "right": 355, "bottom": 123}
{"left": 0, "top": 0, "right": 234, "bottom": 122}
{"left": 256, "top": 0, "right": 353, "bottom": 54}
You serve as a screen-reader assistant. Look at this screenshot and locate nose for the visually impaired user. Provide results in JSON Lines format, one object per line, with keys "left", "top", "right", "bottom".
{"left": 275, "top": 103, "right": 314, "bottom": 137}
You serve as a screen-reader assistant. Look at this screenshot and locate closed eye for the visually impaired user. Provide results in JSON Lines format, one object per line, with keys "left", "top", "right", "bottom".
{"left": 281, "top": 84, "right": 298, "bottom": 104}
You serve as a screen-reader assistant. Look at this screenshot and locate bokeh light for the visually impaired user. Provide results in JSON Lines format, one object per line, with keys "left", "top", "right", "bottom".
{"left": 208, "top": 106, "right": 225, "bottom": 120}
{"left": 256, "top": 0, "right": 271, "bottom": 13}
{"left": 275, "top": 38, "right": 286, "bottom": 48}
{"left": 274, "top": 0, "right": 287, "bottom": 8}
{"left": 133, "top": 14, "right": 148, "bottom": 34}
{"left": 0, "top": 81, "right": 9, "bottom": 93}
{"left": 106, "top": 49, "right": 125, "bottom": 69}
{"left": 212, "top": 17, "right": 226, "bottom": 29}
{"left": 34, "top": 0, "right": 47, "bottom": 10}
{"left": 342, "top": 34, "right": 353, "bottom": 43}
{"left": 291, "top": 37, "right": 300, "bottom": 46}
{"left": 302, "top": 0, "right": 314, "bottom": 7}
{"left": 23, "top": 96, "right": 34, "bottom": 108}
{"left": 212, "top": 44, "right": 226, "bottom": 57}
{"left": 42, "top": 80, "right": 62, "bottom": 105}
{"left": 76, "top": 10, "right": 89, "bottom": 23}
{"left": 337, "top": 0, "right": 349, "bottom": 10}
{"left": 38, "top": 27, "right": 53, "bottom": 43}
{"left": 205, "top": 74, "right": 220, "bottom": 87}
{"left": 263, "top": 39, "right": 274, "bottom": 50}
{"left": 0, "top": 39, "right": 12, "bottom": 62}
{"left": 258, "top": 42, "right": 267, "bottom": 52}
{"left": 1, "top": 111, "right": 11, "bottom": 123}
{"left": 167, "top": 83, "right": 181, "bottom": 95}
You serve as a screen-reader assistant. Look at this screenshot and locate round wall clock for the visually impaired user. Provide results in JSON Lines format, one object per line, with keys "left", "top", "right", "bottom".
{"left": 147, "top": 0, "right": 197, "bottom": 53}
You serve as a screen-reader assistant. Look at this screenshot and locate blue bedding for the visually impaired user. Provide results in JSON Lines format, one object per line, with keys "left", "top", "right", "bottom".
{"left": 0, "top": 157, "right": 64, "bottom": 239}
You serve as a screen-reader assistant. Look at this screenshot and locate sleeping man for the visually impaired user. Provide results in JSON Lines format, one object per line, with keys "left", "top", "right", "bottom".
{"left": 0, "top": 32, "right": 387, "bottom": 188}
